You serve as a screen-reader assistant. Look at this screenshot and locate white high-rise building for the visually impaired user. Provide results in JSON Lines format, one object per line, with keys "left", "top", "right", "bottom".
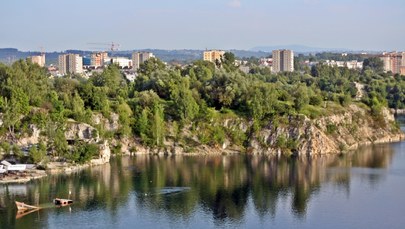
{"left": 272, "top": 49, "right": 294, "bottom": 73}
{"left": 58, "top": 54, "right": 83, "bottom": 75}
{"left": 132, "top": 52, "right": 155, "bottom": 71}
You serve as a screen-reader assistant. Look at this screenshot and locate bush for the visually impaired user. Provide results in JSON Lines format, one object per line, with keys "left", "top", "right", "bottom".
{"left": 326, "top": 123, "right": 337, "bottom": 134}
{"left": 309, "top": 95, "right": 323, "bottom": 106}
{"left": 29, "top": 142, "right": 47, "bottom": 163}
{"left": 70, "top": 142, "right": 99, "bottom": 164}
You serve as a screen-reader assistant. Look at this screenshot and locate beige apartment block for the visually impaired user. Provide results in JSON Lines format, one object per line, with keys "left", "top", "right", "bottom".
{"left": 132, "top": 52, "right": 155, "bottom": 71}
{"left": 28, "top": 54, "right": 46, "bottom": 67}
{"left": 58, "top": 53, "right": 83, "bottom": 75}
{"left": 380, "top": 52, "right": 403, "bottom": 74}
{"left": 91, "top": 52, "right": 109, "bottom": 68}
{"left": 203, "top": 50, "right": 225, "bottom": 63}
{"left": 272, "top": 49, "right": 294, "bottom": 73}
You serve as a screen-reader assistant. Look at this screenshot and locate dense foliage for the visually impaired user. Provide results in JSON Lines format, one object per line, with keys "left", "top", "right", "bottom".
{"left": 0, "top": 53, "right": 403, "bottom": 163}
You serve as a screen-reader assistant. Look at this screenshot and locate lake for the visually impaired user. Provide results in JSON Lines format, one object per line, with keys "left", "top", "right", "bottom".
{"left": 1, "top": 143, "right": 405, "bottom": 228}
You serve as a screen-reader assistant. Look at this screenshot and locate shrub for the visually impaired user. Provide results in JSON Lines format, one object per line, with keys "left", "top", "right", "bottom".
{"left": 326, "top": 123, "right": 337, "bottom": 134}
{"left": 70, "top": 142, "right": 99, "bottom": 164}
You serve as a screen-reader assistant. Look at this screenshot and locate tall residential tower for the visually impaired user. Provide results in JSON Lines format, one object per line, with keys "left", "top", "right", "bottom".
{"left": 380, "top": 52, "right": 403, "bottom": 74}
{"left": 132, "top": 52, "right": 154, "bottom": 71}
{"left": 272, "top": 49, "right": 294, "bottom": 73}
{"left": 58, "top": 54, "right": 83, "bottom": 75}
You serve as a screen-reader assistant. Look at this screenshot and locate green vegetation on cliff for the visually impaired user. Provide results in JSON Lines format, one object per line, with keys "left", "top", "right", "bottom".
{"left": 0, "top": 53, "right": 403, "bottom": 163}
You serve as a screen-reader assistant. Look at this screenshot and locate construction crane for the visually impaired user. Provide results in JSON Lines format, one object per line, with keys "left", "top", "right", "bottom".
{"left": 87, "top": 42, "right": 120, "bottom": 52}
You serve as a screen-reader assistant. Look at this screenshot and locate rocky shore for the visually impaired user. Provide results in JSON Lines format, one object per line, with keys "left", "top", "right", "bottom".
{"left": 1, "top": 105, "right": 404, "bottom": 184}
{"left": 0, "top": 169, "right": 47, "bottom": 184}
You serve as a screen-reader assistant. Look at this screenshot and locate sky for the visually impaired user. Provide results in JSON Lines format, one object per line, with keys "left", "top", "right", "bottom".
{"left": 0, "top": 0, "right": 404, "bottom": 52}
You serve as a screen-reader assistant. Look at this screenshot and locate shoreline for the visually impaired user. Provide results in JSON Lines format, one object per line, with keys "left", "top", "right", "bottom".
{"left": 0, "top": 170, "right": 47, "bottom": 184}
{"left": 1, "top": 131, "right": 404, "bottom": 184}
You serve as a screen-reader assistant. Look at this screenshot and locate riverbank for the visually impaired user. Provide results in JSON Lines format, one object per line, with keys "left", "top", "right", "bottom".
{"left": 0, "top": 169, "right": 47, "bottom": 184}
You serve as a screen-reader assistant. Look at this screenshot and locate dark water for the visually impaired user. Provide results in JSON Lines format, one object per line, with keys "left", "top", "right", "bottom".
{"left": 1, "top": 143, "right": 405, "bottom": 228}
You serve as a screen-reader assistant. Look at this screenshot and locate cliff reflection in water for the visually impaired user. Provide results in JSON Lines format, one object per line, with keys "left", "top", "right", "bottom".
{"left": 0, "top": 143, "right": 395, "bottom": 228}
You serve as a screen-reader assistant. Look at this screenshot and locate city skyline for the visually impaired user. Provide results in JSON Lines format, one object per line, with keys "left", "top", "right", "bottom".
{"left": 1, "top": 0, "right": 404, "bottom": 52}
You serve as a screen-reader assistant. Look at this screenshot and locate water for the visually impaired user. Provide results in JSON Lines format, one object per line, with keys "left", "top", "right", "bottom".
{"left": 1, "top": 143, "right": 405, "bottom": 229}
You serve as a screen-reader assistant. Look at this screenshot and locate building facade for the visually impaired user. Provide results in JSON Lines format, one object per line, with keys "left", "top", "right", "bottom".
{"left": 132, "top": 52, "right": 154, "bottom": 71}
{"left": 324, "top": 60, "right": 363, "bottom": 69}
{"left": 380, "top": 52, "right": 404, "bottom": 74}
{"left": 28, "top": 54, "right": 46, "bottom": 67}
{"left": 91, "top": 52, "right": 109, "bottom": 68}
{"left": 400, "top": 67, "right": 405, "bottom": 76}
{"left": 110, "top": 57, "right": 132, "bottom": 68}
{"left": 203, "top": 50, "right": 225, "bottom": 63}
{"left": 58, "top": 54, "right": 83, "bottom": 75}
{"left": 272, "top": 49, "right": 294, "bottom": 73}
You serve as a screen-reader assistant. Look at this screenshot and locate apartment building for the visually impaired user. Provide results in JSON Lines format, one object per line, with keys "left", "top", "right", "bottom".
{"left": 380, "top": 52, "right": 404, "bottom": 74}
{"left": 272, "top": 49, "right": 294, "bottom": 73}
{"left": 132, "top": 52, "right": 154, "bottom": 71}
{"left": 91, "top": 52, "right": 109, "bottom": 68}
{"left": 203, "top": 50, "right": 225, "bottom": 63}
{"left": 58, "top": 53, "right": 83, "bottom": 75}
{"left": 28, "top": 54, "right": 46, "bottom": 67}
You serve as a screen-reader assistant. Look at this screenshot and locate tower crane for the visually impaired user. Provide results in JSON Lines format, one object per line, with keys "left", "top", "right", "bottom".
{"left": 87, "top": 42, "right": 120, "bottom": 52}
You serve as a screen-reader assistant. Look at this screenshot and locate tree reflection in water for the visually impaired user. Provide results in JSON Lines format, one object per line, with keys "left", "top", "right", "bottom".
{"left": 0, "top": 143, "right": 395, "bottom": 228}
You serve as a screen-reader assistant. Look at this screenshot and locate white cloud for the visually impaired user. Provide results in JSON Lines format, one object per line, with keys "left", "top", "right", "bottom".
{"left": 228, "top": 0, "right": 241, "bottom": 8}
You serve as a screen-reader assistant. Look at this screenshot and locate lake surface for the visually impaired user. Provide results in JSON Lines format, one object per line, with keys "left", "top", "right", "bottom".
{"left": 1, "top": 143, "right": 405, "bottom": 228}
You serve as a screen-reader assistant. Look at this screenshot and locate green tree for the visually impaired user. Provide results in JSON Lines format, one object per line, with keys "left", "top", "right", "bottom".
{"left": 363, "top": 57, "right": 384, "bottom": 73}
{"left": 152, "top": 102, "right": 165, "bottom": 146}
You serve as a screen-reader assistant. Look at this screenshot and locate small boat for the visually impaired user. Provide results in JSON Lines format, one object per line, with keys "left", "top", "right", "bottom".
{"left": 53, "top": 198, "right": 73, "bottom": 206}
{"left": 15, "top": 201, "right": 40, "bottom": 211}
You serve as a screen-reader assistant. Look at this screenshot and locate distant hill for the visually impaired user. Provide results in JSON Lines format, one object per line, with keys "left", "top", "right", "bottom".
{"left": 250, "top": 45, "right": 352, "bottom": 54}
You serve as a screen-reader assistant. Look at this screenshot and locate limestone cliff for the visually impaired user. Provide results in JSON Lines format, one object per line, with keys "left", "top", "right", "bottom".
{"left": 124, "top": 104, "right": 404, "bottom": 156}
{"left": 243, "top": 105, "right": 403, "bottom": 155}
{"left": 2, "top": 104, "right": 404, "bottom": 160}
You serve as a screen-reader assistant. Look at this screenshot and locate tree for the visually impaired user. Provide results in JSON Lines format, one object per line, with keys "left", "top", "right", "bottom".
{"left": 293, "top": 85, "right": 309, "bottom": 112}
{"left": 116, "top": 100, "right": 133, "bottom": 137}
{"left": 138, "top": 58, "right": 166, "bottom": 76}
{"left": 71, "top": 91, "right": 86, "bottom": 122}
{"left": 29, "top": 141, "right": 47, "bottom": 163}
{"left": 221, "top": 52, "right": 237, "bottom": 71}
{"left": 363, "top": 57, "right": 384, "bottom": 73}
{"left": 170, "top": 77, "right": 199, "bottom": 121}
{"left": 1, "top": 88, "right": 30, "bottom": 138}
{"left": 152, "top": 102, "right": 165, "bottom": 147}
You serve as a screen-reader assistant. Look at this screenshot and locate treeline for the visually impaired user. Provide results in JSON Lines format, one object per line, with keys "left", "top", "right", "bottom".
{"left": 0, "top": 53, "right": 403, "bottom": 163}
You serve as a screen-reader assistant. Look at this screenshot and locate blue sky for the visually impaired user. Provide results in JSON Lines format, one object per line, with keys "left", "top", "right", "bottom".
{"left": 1, "top": 0, "right": 404, "bottom": 51}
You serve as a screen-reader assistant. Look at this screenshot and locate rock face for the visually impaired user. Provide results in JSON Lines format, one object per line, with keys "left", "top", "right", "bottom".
{"left": 65, "top": 120, "right": 99, "bottom": 143}
{"left": 247, "top": 105, "right": 404, "bottom": 155}
{"left": 92, "top": 113, "right": 119, "bottom": 132}
{"left": 17, "top": 124, "right": 41, "bottom": 146}
{"left": 127, "top": 105, "right": 404, "bottom": 156}
{"left": 91, "top": 141, "right": 111, "bottom": 165}
{"left": 6, "top": 105, "right": 404, "bottom": 161}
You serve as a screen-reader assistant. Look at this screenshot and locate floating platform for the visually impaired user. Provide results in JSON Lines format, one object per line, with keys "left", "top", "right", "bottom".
{"left": 15, "top": 201, "right": 40, "bottom": 211}
{"left": 15, "top": 201, "right": 41, "bottom": 219}
{"left": 53, "top": 198, "right": 73, "bottom": 206}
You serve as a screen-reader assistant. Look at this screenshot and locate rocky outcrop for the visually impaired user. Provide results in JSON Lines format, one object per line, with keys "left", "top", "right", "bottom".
{"left": 247, "top": 105, "right": 404, "bottom": 156}
{"left": 92, "top": 113, "right": 119, "bottom": 132}
{"left": 91, "top": 141, "right": 111, "bottom": 165}
{"left": 65, "top": 119, "right": 99, "bottom": 143}
{"left": 125, "top": 104, "right": 404, "bottom": 156}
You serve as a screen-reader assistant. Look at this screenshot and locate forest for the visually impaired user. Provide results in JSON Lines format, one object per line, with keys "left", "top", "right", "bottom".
{"left": 0, "top": 53, "right": 404, "bottom": 164}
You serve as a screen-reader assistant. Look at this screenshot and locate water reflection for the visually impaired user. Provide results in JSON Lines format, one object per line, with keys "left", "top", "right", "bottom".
{"left": 0, "top": 143, "right": 397, "bottom": 228}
